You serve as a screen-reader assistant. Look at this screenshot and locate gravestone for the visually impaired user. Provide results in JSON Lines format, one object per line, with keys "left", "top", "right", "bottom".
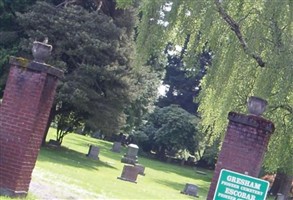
{"left": 121, "top": 144, "right": 139, "bottom": 165}
{"left": 48, "top": 139, "right": 61, "bottom": 147}
{"left": 111, "top": 141, "right": 122, "bottom": 153}
{"left": 86, "top": 145, "right": 100, "bottom": 160}
{"left": 276, "top": 193, "right": 285, "bottom": 200}
{"left": 181, "top": 183, "right": 199, "bottom": 197}
{"left": 180, "top": 159, "right": 185, "bottom": 166}
{"left": 134, "top": 164, "right": 146, "bottom": 176}
{"left": 117, "top": 165, "right": 139, "bottom": 183}
{"left": 196, "top": 170, "right": 207, "bottom": 175}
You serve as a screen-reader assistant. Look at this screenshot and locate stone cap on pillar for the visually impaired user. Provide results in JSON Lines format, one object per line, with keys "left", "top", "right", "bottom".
{"left": 9, "top": 56, "right": 63, "bottom": 79}
{"left": 228, "top": 112, "right": 275, "bottom": 134}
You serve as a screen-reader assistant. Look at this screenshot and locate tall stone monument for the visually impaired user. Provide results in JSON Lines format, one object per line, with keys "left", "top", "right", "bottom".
{"left": 0, "top": 41, "right": 63, "bottom": 197}
{"left": 207, "top": 96, "right": 275, "bottom": 200}
{"left": 121, "top": 143, "right": 139, "bottom": 165}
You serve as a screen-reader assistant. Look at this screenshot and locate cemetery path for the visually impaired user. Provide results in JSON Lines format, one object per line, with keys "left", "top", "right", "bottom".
{"left": 29, "top": 167, "right": 107, "bottom": 200}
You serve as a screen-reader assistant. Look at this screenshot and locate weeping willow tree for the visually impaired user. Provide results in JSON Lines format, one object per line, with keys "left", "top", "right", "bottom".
{"left": 134, "top": 0, "right": 293, "bottom": 193}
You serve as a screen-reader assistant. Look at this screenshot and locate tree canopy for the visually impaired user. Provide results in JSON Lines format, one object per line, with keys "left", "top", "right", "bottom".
{"left": 157, "top": 37, "right": 210, "bottom": 115}
{"left": 0, "top": 0, "right": 292, "bottom": 182}
{"left": 12, "top": 1, "right": 160, "bottom": 142}
{"left": 0, "top": 0, "right": 37, "bottom": 97}
{"left": 135, "top": 0, "right": 293, "bottom": 177}
{"left": 134, "top": 104, "right": 202, "bottom": 159}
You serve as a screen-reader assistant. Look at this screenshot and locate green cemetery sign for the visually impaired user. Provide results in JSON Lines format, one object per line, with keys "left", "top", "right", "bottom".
{"left": 213, "top": 169, "right": 269, "bottom": 200}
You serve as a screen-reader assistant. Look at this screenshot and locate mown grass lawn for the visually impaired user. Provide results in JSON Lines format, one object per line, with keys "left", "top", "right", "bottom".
{"left": 1, "top": 128, "right": 277, "bottom": 200}
{"left": 27, "top": 128, "right": 212, "bottom": 199}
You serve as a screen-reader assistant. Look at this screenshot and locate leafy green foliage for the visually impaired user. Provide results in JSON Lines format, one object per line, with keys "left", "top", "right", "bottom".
{"left": 116, "top": 0, "right": 136, "bottom": 9}
{"left": 134, "top": 105, "right": 202, "bottom": 159}
{"left": 136, "top": 0, "right": 293, "bottom": 176}
{"left": 196, "top": 137, "right": 221, "bottom": 169}
{"left": 123, "top": 65, "right": 161, "bottom": 133}
{"left": 53, "top": 107, "right": 83, "bottom": 144}
{"left": 0, "top": 0, "right": 36, "bottom": 98}
{"left": 36, "top": 129, "right": 213, "bottom": 199}
{"left": 15, "top": 2, "right": 148, "bottom": 140}
{"left": 0, "top": 0, "right": 36, "bottom": 31}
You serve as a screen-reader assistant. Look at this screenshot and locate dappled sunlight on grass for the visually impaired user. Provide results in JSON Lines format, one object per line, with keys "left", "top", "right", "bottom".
{"left": 37, "top": 146, "right": 118, "bottom": 170}
{"left": 30, "top": 128, "right": 213, "bottom": 199}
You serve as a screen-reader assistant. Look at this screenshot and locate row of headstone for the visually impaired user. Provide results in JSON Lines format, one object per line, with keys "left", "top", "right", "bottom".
{"left": 85, "top": 141, "right": 123, "bottom": 160}
{"left": 116, "top": 143, "right": 199, "bottom": 197}
{"left": 86, "top": 141, "right": 198, "bottom": 197}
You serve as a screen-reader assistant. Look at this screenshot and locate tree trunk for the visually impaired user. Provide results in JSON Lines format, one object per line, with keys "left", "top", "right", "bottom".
{"left": 41, "top": 107, "right": 56, "bottom": 146}
{"left": 269, "top": 172, "right": 284, "bottom": 195}
{"left": 278, "top": 174, "right": 293, "bottom": 199}
{"left": 101, "top": 0, "right": 116, "bottom": 17}
{"left": 56, "top": 130, "right": 63, "bottom": 144}
{"left": 270, "top": 172, "right": 293, "bottom": 199}
{"left": 156, "top": 146, "right": 166, "bottom": 161}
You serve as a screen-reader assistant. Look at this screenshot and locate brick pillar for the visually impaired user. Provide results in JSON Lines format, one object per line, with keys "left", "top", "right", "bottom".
{"left": 0, "top": 56, "right": 63, "bottom": 197}
{"left": 207, "top": 111, "right": 274, "bottom": 200}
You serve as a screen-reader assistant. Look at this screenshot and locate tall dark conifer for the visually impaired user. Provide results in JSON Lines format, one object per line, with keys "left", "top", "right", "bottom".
{"left": 0, "top": 0, "right": 37, "bottom": 97}
{"left": 15, "top": 1, "right": 150, "bottom": 143}
{"left": 157, "top": 35, "right": 211, "bottom": 115}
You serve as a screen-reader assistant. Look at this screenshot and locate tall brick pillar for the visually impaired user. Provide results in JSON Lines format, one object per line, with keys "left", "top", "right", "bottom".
{"left": 207, "top": 106, "right": 274, "bottom": 200}
{"left": 0, "top": 42, "right": 63, "bottom": 197}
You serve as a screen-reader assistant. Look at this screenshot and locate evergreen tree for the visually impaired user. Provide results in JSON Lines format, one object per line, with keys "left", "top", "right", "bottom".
{"left": 16, "top": 1, "right": 156, "bottom": 143}
{"left": 157, "top": 37, "right": 211, "bottom": 114}
{"left": 123, "top": 65, "right": 161, "bottom": 133}
{"left": 0, "top": 0, "right": 36, "bottom": 97}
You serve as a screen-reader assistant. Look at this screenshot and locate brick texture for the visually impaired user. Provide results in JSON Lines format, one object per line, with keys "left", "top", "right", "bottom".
{"left": 0, "top": 57, "right": 62, "bottom": 197}
{"left": 207, "top": 111, "right": 274, "bottom": 200}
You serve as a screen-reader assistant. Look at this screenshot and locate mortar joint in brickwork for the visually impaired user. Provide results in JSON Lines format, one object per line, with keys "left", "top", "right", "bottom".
{"left": 228, "top": 112, "right": 274, "bottom": 133}
{"left": 9, "top": 56, "right": 63, "bottom": 78}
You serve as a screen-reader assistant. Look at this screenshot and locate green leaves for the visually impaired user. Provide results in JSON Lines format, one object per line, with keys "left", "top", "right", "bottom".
{"left": 134, "top": 105, "right": 202, "bottom": 157}
{"left": 136, "top": 0, "right": 293, "bottom": 174}
{"left": 14, "top": 1, "right": 147, "bottom": 137}
{"left": 116, "top": 0, "right": 134, "bottom": 9}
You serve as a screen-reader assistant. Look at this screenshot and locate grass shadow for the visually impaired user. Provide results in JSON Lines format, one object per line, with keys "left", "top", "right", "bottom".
{"left": 154, "top": 179, "right": 209, "bottom": 199}
{"left": 138, "top": 155, "right": 213, "bottom": 182}
{"left": 45, "top": 131, "right": 211, "bottom": 183}
{"left": 63, "top": 135, "right": 128, "bottom": 160}
{"left": 38, "top": 146, "right": 118, "bottom": 170}
{"left": 67, "top": 134, "right": 212, "bottom": 182}
{"left": 45, "top": 133, "right": 211, "bottom": 183}
{"left": 155, "top": 179, "right": 186, "bottom": 191}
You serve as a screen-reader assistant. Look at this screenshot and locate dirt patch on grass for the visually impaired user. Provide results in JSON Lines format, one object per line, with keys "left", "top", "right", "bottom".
{"left": 29, "top": 167, "right": 109, "bottom": 200}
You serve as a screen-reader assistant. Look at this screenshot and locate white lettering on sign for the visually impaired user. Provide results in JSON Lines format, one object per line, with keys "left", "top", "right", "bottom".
{"left": 221, "top": 180, "right": 240, "bottom": 189}
{"left": 225, "top": 188, "right": 256, "bottom": 200}
{"left": 218, "top": 193, "right": 236, "bottom": 200}
{"left": 240, "top": 186, "right": 263, "bottom": 196}
{"left": 227, "top": 175, "right": 261, "bottom": 190}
